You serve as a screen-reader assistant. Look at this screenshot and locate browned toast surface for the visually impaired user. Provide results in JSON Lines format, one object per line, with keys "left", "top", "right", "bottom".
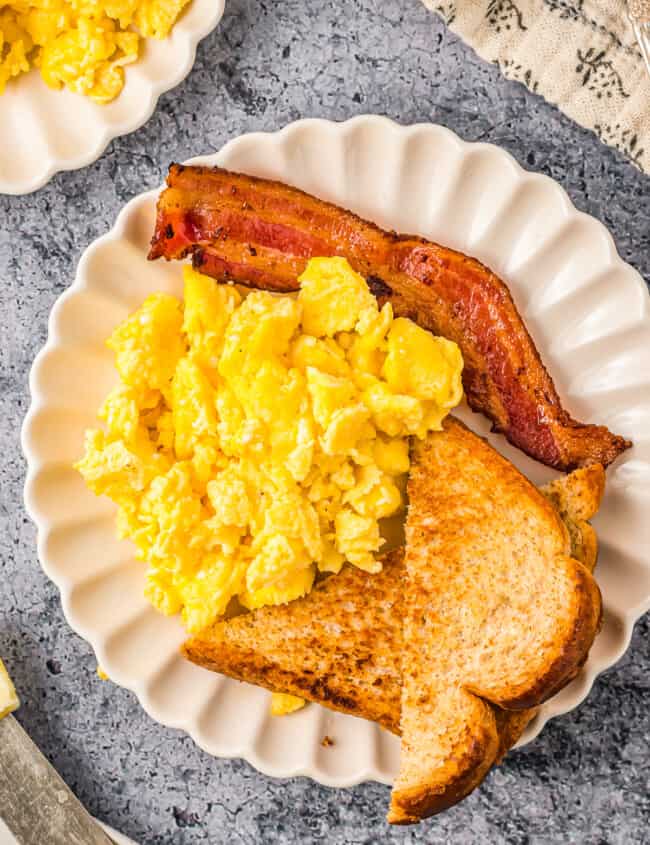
{"left": 389, "top": 419, "right": 602, "bottom": 823}
{"left": 182, "top": 550, "right": 542, "bottom": 752}
{"left": 183, "top": 549, "right": 404, "bottom": 733}
{"left": 540, "top": 464, "right": 604, "bottom": 574}
{"left": 183, "top": 424, "right": 605, "bottom": 823}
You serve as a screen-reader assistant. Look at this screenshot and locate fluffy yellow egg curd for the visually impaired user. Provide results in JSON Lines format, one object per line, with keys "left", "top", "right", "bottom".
{"left": 76, "top": 257, "right": 464, "bottom": 633}
{"left": 270, "top": 692, "right": 306, "bottom": 716}
{"left": 0, "top": 658, "right": 19, "bottom": 719}
{"left": 0, "top": 0, "right": 190, "bottom": 102}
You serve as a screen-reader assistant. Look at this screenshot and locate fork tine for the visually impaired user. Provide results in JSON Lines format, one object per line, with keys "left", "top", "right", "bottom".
{"left": 632, "top": 20, "right": 650, "bottom": 76}
{"left": 629, "top": 2, "right": 650, "bottom": 77}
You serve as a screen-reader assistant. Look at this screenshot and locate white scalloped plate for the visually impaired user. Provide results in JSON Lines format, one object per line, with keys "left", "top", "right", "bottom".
{"left": 0, "top": 0, "right": 225, "bottom": 196}
{"left": 22, "top": 116, "right": 650, "bottom": 787}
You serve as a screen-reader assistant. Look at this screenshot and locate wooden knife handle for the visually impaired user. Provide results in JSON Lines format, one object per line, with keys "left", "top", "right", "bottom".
{"left": 0, "top": 715, "right": 115, "bottom": 845}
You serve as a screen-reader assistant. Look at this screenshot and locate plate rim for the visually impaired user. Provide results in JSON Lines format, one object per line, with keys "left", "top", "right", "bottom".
{"left": 21, "top": 115, "right": 650, "bottom": 786}
{"left": 0, "top": 0, "right": 226, "bottom": 196}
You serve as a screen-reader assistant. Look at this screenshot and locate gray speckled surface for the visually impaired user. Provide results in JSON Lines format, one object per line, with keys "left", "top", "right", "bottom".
{"left": 1, "top": 1, "right": 649, "bottom": 842}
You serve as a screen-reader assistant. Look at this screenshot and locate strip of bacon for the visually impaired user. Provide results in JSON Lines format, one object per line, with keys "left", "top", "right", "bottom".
{"left": 149, "top": 164, "right": 630, "bottom": 471}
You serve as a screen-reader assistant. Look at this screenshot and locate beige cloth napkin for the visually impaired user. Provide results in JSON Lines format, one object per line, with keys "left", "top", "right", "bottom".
{"left": 423, "top": 0, "right": 650, "bottom": 172}
{"left": 629, "top": 0, "right": 650, "bottom": 18}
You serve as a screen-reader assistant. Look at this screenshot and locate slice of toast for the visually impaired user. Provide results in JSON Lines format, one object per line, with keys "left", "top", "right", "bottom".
{"left": 182, "top": 462, "right": 602, "bottom": 734}
{"left": 184, "top": 547, "right": 405, "bottom": 733}
{"left": 183, "top": 423, "right": 604, "bottom": 819}
{"left": 389, "top": 419, "right": 602, "bottom": 823}
{"left": 183, "top": 547, "right": 536, "bottom": 752}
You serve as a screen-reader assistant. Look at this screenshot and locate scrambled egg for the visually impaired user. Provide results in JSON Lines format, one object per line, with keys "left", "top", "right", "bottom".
{"left": 270, "top": 692, "right": 306, "bottom": 716}
{"left": 0, "top": 658, "right": 19, "bottom": 719}
{"left": 76, "top": 257, "right": 463, "bottom": 633}
{"left": 0, "top": 0, "right": 190, "bottom": 102}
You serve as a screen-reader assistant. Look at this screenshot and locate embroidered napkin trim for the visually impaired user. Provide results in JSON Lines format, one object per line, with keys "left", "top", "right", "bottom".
{"left": 424, "top": 0, "right": 649, "bottom": 171}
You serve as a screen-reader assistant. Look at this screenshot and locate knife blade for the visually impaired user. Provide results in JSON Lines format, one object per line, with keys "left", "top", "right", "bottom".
{"left": 0, "top": 714, "right": 115, "bottom": 845}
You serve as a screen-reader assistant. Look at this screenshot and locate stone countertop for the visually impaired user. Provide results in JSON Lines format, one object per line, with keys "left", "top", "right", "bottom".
{"left": 1, "top": 1, "right": 649, "bottom": 842}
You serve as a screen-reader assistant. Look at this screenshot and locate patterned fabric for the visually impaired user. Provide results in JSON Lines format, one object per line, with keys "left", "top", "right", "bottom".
{"left": 629, "top": 0, "right": 650, "bottom": 19}
{"left": 423, "top": 0, "right": 650, "bottom": 171}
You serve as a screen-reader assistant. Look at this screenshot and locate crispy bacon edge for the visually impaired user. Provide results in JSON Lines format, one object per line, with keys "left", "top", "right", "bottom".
{"left": 148, "top": 163, "right": 630, "bottom": 472}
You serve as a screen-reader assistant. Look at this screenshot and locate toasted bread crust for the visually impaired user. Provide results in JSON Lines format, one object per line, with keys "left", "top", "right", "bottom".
{"left": 388, "top": 708, "right": 499, "bottom": 824}
{"left": 479, "top": 463, "right": 605, "bottom": 756}
{"left": 183, "top": 422, "right": 605, "bottom": 824}
{"left": 489, "top": 560, "right": 602, "bottom": 710}
{"left": 390, "top": 419, "right": 602, "bottom": 822}
{"left": 493, "top": 707, "right": 534, "bottom": 759}
{"left": 183, "top": 643, "right": 399, "bottom": 732}
{"left": 541, "top": 464, "right": 605, "bottom": 574}
{"left": 182, "top": 549, "right": 405, "bottom": 733}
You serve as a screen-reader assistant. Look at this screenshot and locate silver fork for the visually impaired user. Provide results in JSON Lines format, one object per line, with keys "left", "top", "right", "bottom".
{"left": 629, "top": 0, "right": 650, "bottom": 76}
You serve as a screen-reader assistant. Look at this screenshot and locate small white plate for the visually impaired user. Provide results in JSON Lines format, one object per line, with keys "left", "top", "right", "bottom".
{"left": 22, "top": 116, "right": 650, "bottom": 787}
{"left": 0, "top": 0, "right": 225, "bottom": 195}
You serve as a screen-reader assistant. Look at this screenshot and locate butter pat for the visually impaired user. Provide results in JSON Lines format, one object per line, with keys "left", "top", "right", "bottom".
{"left": 0, "top": 658, "right": 19, "bottom": 719}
